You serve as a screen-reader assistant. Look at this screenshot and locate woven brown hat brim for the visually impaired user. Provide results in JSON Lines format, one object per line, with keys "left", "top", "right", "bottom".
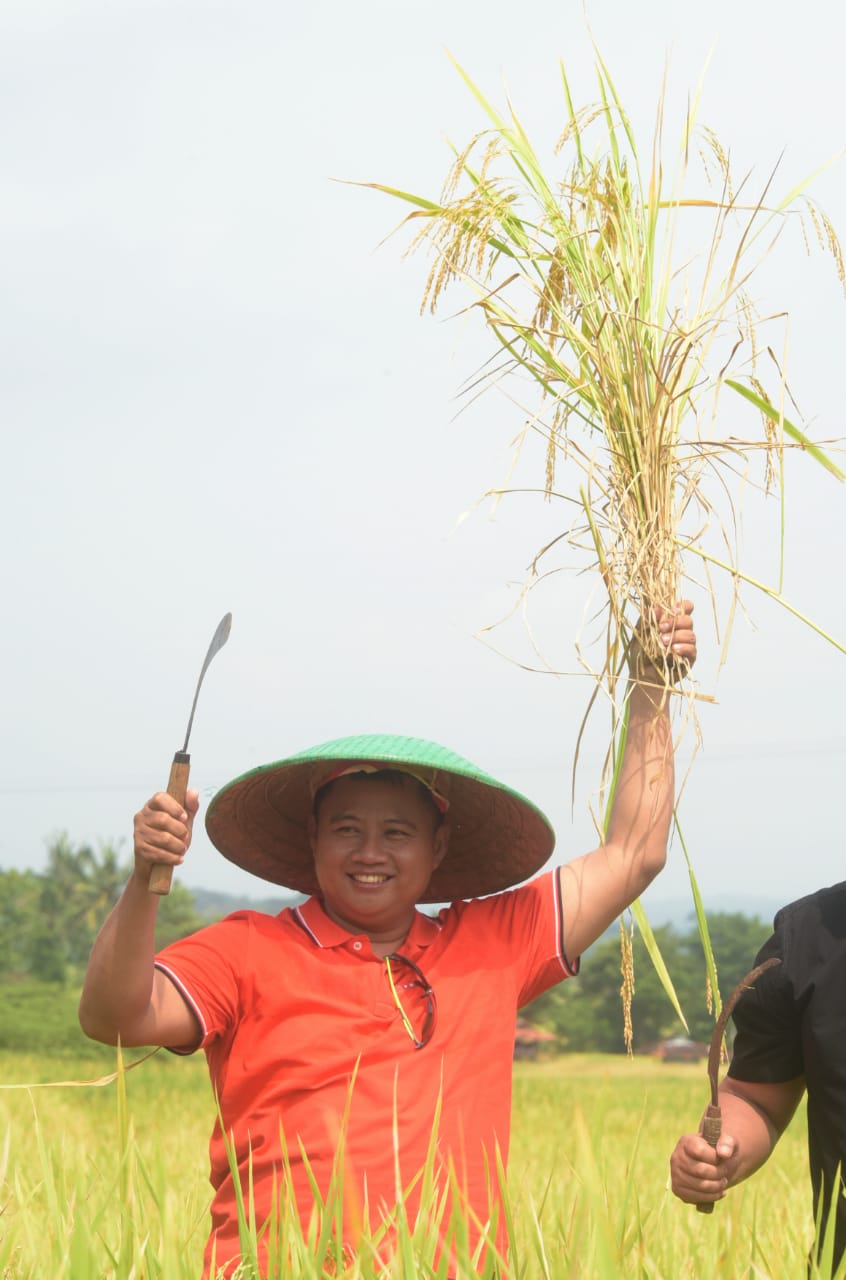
{"left": 205, "top": 737, "right": 555, "bottom": 901}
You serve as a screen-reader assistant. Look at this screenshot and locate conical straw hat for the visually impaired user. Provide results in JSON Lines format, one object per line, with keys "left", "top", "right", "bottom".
{"left": 205, "top": 733, "right": 555, "bottom": 901}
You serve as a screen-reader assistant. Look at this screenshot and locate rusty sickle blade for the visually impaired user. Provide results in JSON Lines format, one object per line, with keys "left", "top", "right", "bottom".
{"left": 706, "top": 956, "right": 782, "bottom": 1107}
{"left": 695, "top": 955, "right": 781, "bottom": 1215}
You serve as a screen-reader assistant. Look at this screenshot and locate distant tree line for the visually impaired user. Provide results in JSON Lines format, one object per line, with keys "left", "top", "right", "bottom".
{"left": 0, "top": 835, "right": 208, "bottom": 984}
{"left": 0, "top": 837, "right": 773, "bottom": 1056}
{"left": 524, "top": 911, "right": 773, "bottom": 1053}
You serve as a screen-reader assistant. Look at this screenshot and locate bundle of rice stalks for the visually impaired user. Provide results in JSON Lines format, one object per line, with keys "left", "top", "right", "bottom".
{"left": 364, "top": 49, "right": 845, "bottom": 687}
{"left": 362, "top": 46, "right": 845, "bottom": 1038}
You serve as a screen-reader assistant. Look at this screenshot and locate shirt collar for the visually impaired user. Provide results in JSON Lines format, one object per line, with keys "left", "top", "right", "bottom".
{"left": 295, "top": 896, "right": 442, "bottom": 952}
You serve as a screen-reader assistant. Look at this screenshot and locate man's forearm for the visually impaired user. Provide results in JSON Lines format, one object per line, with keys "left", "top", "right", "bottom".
{"left": 604, "top": 677, "right": 674, "bottom": 886}
{"left": 716, "top": 1080, "right": 797, "bottom": 1186}
{"left": 669, "top": 1076, "right": 797, "bottom": 1206}
{"left": 78, "top": 872, "right": 160, "bottom": 1042}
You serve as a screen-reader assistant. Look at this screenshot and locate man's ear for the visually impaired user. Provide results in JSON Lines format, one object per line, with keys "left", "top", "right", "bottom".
{"left": 432, "top": 822, "right": 449, "bottom": 869}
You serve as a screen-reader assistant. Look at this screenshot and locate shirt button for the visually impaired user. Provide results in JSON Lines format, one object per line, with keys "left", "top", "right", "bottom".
{"left": 352, "top": 941, "right": 363, "bottom": 951}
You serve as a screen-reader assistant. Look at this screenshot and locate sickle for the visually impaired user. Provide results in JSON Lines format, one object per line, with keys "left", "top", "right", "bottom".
{"left": 696, "top": 955, "right": 781, "bottom": 1214}
{"left": 148, "top": 613, "right": 233, "bottom": 895}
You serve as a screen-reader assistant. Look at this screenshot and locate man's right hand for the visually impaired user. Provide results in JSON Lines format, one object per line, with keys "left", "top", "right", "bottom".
{"left": 669, "top": 1077, "right": 804, "bottom": 1208}
{"left": 133, "top": 789, "right": 199, "bottom": 879}
{"left": 669, "top": 1131, "right": 740, "bottom": 1205}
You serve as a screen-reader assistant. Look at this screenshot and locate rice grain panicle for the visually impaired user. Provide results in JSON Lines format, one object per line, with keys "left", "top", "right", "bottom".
{"left": 364, "top": 48, "right": 845, "bottom": 698}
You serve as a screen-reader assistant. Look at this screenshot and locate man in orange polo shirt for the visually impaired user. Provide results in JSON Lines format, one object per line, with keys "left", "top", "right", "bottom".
{"left": 79, "top": 604, "right": 696, "bottom": 1277}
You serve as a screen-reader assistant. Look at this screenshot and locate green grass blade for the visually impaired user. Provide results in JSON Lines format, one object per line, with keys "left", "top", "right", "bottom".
{"left": 674, "top": 811, "right": 721, "bottom": 1017}
{"left": 628, "top": 897, "right": 689, "bottom": 1032}
{"left": 725, "top": 378, "right": 845, "bottom": 479}
{"left": 687, "top": 542, "right": 846, "bottom": 655}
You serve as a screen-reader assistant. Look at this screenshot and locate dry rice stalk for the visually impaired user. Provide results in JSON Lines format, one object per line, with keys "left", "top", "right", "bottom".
{"left": 364, "top": 49, "right": 845, "bottom": 697}
{"left": 362, "top": 46, "right": 845, "bottom": 1045}
{"left": 619, "top": 915, "right": 635, "bottom": 1056}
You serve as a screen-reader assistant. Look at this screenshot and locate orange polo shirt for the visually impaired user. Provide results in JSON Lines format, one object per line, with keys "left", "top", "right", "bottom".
{"left": 155, "top": 869, "right": 575, "bottom": 1277}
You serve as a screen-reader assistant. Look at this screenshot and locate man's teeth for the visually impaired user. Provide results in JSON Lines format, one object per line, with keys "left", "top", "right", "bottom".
{"left": 353, "top": 873, "right": 389, "bottom": 883}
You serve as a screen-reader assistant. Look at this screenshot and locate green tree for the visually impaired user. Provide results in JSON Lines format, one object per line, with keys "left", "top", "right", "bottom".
{"left": 29, "top": 923, "right": 67, "bottom": 982}
{"left": 0, "top": 869, "right": 42, "bottom": 974}
{"left": 677, "top": 911, "right": 773, "bottom": 1044}
{"left": 155, "top": 881, "right": 208, "bottom": 948}
{"left": 43, "top": 835, "right": 128, "bottom": 965}
{"left": 0, "top": 836, "right": 208, "bottom": 981}
{"left": 525, "top": 924, "right": 689, "bottom": 1052}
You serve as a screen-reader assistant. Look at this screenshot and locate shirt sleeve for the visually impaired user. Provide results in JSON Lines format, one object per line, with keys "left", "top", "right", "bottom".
{"left": 468, "top": 869, "right": 578, "bottom": 1006}
{"left": 155, "top": 912, "right": 254, "bottom": 1049}
{"left": 727, "top": 911, "right": 805, "bottom": 1084}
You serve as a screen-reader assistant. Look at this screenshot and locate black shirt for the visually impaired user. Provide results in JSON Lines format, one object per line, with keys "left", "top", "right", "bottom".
{"left": 728, "top": 882, "right": 846, "bottom": 1265}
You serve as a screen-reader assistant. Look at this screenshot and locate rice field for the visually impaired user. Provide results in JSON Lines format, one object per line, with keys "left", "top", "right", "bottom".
{"left": 0, "top": 1047, "right": 830, "bottom": 1279}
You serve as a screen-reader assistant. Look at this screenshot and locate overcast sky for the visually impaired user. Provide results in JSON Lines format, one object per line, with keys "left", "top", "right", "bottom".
{"left": 2, "top": 0, "right": 845, "bottom": 921}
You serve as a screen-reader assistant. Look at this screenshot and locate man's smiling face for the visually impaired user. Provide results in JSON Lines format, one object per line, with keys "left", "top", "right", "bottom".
{"left": 309, "top": 771, "right": 448, "bottom": 948}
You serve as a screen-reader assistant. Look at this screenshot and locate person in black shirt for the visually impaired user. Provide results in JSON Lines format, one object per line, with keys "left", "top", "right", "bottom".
{"left": 669, "top": 883, "right": 846, "bottom": 1267}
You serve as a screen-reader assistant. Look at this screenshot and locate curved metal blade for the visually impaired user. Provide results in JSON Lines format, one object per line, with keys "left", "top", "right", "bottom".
{"left": 706, "top": 956, "right": 781, "bottom": 1106}
{"left": 180, "top": 612, "right": 233, "bottom": 752}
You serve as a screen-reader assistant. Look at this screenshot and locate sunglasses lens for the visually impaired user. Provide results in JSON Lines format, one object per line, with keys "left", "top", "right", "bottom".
{"left": 387, "top": 955, "right": 437, "bottom": 1049}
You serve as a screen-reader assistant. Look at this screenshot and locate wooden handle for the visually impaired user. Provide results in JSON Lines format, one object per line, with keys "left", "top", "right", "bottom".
{"left": 148, "top": 753, "right": 191, "bottom": 896}
{"left": 696, "top": 1104, "right": 722, "bottom": 1214}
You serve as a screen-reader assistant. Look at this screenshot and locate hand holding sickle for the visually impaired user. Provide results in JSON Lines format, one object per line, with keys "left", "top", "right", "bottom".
{"left": 695, "top": 956, "right": 782, "bottom": 1214}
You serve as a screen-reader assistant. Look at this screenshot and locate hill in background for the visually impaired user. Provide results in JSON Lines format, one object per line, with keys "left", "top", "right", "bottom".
{"left": 642, "top": 891, "right": 782, "bottom": 931}
{"left": 191, "top": 886, "right": 303, "bottom": 920}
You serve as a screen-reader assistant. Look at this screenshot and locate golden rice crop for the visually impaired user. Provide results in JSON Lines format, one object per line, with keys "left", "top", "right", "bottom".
{"left": 361, "top": 42, "right": 846, "bottom": 1030}
{"left": 0, "top": 1049, "right": 840, "bottom": 1278}
{"left": 364, "top": 47, "right": 845, "bottom": 685}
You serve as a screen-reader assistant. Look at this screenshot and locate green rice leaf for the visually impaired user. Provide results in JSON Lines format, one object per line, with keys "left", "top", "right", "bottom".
{"left": 629, "top": 897, "right": 689, "bottom": 1033}
{"left": 674, "top": 811, "right": 721, "bottom": 1017}
{"left": 725, "top": 379, "right": 845, "bottom": 479}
